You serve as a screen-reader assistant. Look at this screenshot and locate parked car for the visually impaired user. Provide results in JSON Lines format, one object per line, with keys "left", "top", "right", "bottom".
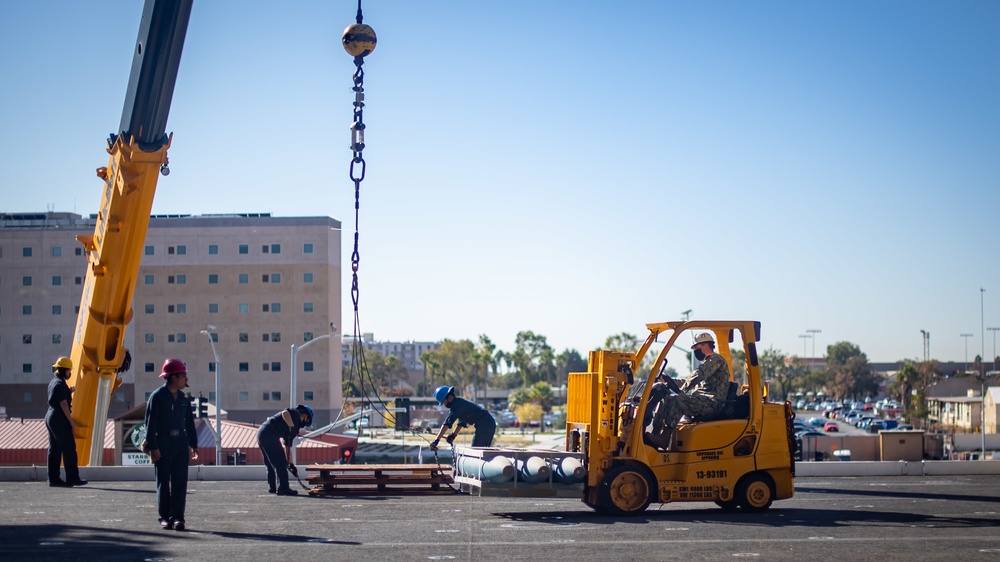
{"left": 796, "top": 429, "right": 826, "bottom": 438}
{"left": 495, "top": 411, "right": 519, "bottom": 428}
{"left": 808, "top": 416, "right": 825, "bottom": 426}
{"left": 824, "top": 421, "right": 839, "bottom": 432}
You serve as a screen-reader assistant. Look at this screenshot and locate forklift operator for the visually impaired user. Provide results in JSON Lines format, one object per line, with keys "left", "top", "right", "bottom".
{"left": 645, "top": 333, "right": 731, "bottom": 449}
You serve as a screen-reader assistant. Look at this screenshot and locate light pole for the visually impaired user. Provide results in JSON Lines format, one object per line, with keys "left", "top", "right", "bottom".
{"left": 920, "top": 330, "right": 930, "bottom": 362}
{"left": 799, "top": 334, "right": 810, "bottom": 360}
{"left": 960, "top": 333, "right": 973, "bottom": 374}
{"left": 200, "top": 325, "right": 222, "bottom": 467}
{"left": 681, "top": 309, "right": 693, "bottom": 372}
{"left": 806, "top": 329, "right": 821, "bottom": 364}
{"left": 988, "top": 327, "right": 1000, "bottom": 374}
{"left": 290, "top": 324, "right": 336, "bottom": 464}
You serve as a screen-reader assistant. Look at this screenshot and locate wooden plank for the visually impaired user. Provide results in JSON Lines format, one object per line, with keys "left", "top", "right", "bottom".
{"left": 306, "top": 463, "right": 448, "bottom": 471}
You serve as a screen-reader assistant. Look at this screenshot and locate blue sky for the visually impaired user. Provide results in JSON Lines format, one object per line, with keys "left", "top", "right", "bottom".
{"left": 2, "top": 1, "right": 998, "bottom": 368}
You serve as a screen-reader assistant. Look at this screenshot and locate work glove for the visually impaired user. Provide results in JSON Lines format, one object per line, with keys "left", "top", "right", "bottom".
{"left": 288, "top": 463, "right": 299, "bottom": 477}
{"left": 429, "top": 439, "right": 439, "bottom": 451}
{"left": 445, "top": 434, "right": 456, "bottom": 446}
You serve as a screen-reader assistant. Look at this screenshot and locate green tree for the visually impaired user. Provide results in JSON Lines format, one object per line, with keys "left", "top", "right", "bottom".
{"left": 760, "top": 348, "right": 791, "bottom": 400}
{"left": 824, "top": 341, "right": 878, "bottom": 400}
{"left": 603, "top": 332, "right": 640, "bottom": 352}
{"left": 555, "top": 348, "right": 588, "bottom": 384}
{"left": 510, "top": 331, "right": 554, "bottom": 387}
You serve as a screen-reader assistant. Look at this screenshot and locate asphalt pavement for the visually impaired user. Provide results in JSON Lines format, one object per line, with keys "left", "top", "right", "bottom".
{"left": 2, "top": 475, "right": 1000, "bottom": 561}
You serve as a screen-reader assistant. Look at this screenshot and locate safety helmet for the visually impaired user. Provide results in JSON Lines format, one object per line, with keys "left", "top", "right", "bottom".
{"left": 691, "top": 333, "right": 715, "bottom": 349}
{"left": 296, "top": 404, "right": 315, "bottom": 427}
{"left": 52, "top": 356, "right": 73, "bottom": 370}
{"left": 160, "top": 358, "right": 187, "bottom": 379}
{"left": 434, "top": 385, "right": 455, "bottom": 405}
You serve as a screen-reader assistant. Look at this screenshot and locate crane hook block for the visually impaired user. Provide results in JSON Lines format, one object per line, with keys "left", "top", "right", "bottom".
{"left": 342, "top": 23, "right": 376, "bottom": 58}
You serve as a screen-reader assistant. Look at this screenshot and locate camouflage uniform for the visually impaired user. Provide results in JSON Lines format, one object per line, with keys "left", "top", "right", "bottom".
{"left": 645, "top": 353, "right": 731, "bottom": 446}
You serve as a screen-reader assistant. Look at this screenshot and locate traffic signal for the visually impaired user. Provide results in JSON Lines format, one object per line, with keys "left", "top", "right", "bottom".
{"left": 394, "top": 397, "right": 410, "bottom": 430}
{"left": 196, "top": 397, "right": 208, "bottom": 418}
{"left": 340, "top": 446, "right": 354, "bottom": 464}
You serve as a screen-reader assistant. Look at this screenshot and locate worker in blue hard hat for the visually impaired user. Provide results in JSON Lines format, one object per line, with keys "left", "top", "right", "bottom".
{"left": 430, "top": 386, "right": 496, "bottom": 450}
{"left": 256, "top": 404, "right": 314, "bottom": 496}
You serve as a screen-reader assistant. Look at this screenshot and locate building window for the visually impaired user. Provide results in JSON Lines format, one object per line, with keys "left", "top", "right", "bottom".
{"left": 145, "top": 363, "right": 155, "bottom": 373}
{"left": 271, "top": 362, "right": 281, "bottom": 372}
{"left": 52, "top": 334, "right": 62, "bottom": 344}
{"left": 239, "top": 332, "right": 249, "bottom": 343}
{"left": 303, "top": 243, "right": 313, "bottom": 254}
{"left": 208, "top": 244, "right": 219, "bottom": 255}
{"left": 303, "top": 302, "right": 314, "bottom": 313}
{"left": 270, "top": 273, "right": 280, "bottom": 283}
{"left": 263, "top": 392, "right": 270, "bottom": 400}
{"left": 239, "top": 362, "right": 249, "bottom": 372}
{"left": 75, "top": 277, "right": 82, "bottom": 285}
{"left": 168, "top": 246, "right": 175, "bottom": 255}
{"left": 52, "top": 305, "right": 62, "bottom": 315}
{"left": 168, "top": 334, "right": 175, "bottom": 343}
{"left": 262, "top": 245, "right": 269, "bottom": 254}
{"left": 168, "top": 305, "right": 175, "bottom": 313}
{"left": 303, "top": 391, "right": 314, "bottom": 401}
{"left": 145, "top": 246, "right": 154, "bottom": 256}
{"left": 177, "top": 333, "right": 187, "bottom": 343}
{"left": 145, "top": 274, "right": 154, "bottom": 285}
{"left": 271, "top": 244, "right": 281, "bottom": 254}
{"left": 52, "top": 276, "right": 62, "bottom": 286}
{"left": 210, "top": 332, "right": 218, "bottom": 343}
{"left": 177, "top": 245, "right": 186, "bottom": 255}
{"left": 23, "top": 247, "right": 32, "bottom": 257}
{"left": 23, "top": 334, "right": 32, "bottom": 344}
{"left": 145, "top": 304, "right": 154, "bottom": 314}
{"left": 239, "top": 303, "right": 249, "bottom": 314}
{"left": 239, "top": 273, "right": 249, "bottom": 284}
{"left": 52, "top": 246, "right": 62, "bottom": 257}
{"left": 176, "top": 303, "right": 186, "bottom": 314}
{"left": 22, "top": 305, "right": 31, "bottom": 315}
{"left": 144, "top": 333, "right": 154, "bottom": 343}
{"left": 262, "top": 304, "right": 269, "bottom": 312}
{"left": 23, "top": 392, "right": 33, "bottom": 403}
{"left": 76, "top": 247, "right": 83, "bottom": 256}
{"left": 209, "top": 362, "right": 216, "bottom": 373}
{"left": 271, "top": 332, "right": 281, "bottom": 343}
{"left": 262, "top": 274, "right": 269, "bottom": 283}
{"left": 304, "top": 361, "right": 314, "bottom": 372}
{"left": 239, "top": 391, "right": 249, "bottom": 402}
{"left": 208, "top": 303, "right": 219, "bottom": 313}
{"left": 304, "top": 332, "right": 313, "bottom": 341}
{"left": 168, "top": 276, "right": 175, "bottom": 284}
{"left": 239, "top": 244, "right": 248, "bottom": 254}
{"left": 208, "top": 274, "right": 219, "bottom": 284}
{"left": 271, "top": 391, "right": 282, "bottom": 401}
{"left": 22, "top": 364, "right": 32, "bottom": 373}
{"left": 22, "top": 276, "right": 32, "bottom": 286}
{"left": 271, "top": 303, "right": 281, "bottom": 313}
{"left": 303, "top": 272, "right": 313, "bottom": 283}
{"left": 177, "top": 274, "right": 186, "bottom": 285}
{"left": 263, "top": 363, "right": 270, "bottom": 371}
{"left": 263, "top": 333, "right": 270, "bottom": 342}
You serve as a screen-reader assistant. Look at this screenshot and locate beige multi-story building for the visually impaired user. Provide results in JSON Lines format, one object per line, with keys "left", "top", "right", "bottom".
{"left": 0, "top": 212, "right": 342, "bottom": 425}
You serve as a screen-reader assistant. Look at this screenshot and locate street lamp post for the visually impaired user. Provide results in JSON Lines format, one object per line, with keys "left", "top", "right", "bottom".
{"left": 799, "top": 334, "right": 810, "bottom": 360}
{"left": 290, "top": 324, "right": 336, "bottom": 464}
{"left": 960, "top": 333, "right": 974, "bottom": 374}
{"left": 988, "top": 327, "right": 1000, "bottom": 374}
{"left": 199, "top": 325, "right": 222, "bottom": 467}
{"left": 806, "top": 329, "right": 822, "bottom": 363}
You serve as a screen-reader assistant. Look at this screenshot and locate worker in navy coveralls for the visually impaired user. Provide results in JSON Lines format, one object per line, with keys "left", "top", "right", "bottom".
{"left": 256, "top": 404, "right": 314, "bottom": 496}
{"left": 430, "top": 386, "right": 497, "bottom": 450}
{"left": 144, "top": 358, "right": 199, "bottom": 530}
{"left": 45, "top": 356, "right": 87, "bottom": 487}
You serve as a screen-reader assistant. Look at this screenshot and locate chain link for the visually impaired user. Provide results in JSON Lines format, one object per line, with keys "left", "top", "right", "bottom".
{"left": 349, "top": 55, "right": 366, "bottom": 312}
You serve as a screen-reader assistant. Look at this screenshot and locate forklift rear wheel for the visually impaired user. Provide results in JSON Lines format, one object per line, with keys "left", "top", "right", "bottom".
{"left": 736, "top": 473, "right": 774, "bottom": 512}
{"left": 597, "top": 463, "right": 654, "bottom": 515}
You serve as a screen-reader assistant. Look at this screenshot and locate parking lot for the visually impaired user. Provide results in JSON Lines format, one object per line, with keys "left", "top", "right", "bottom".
{"left": 2, "top": 475, "right": 1000, "bottom": 561}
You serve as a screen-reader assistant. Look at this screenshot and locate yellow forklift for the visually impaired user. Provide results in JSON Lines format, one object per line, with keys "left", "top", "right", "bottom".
{"left": 566, "top": 320, "right": 796, "bottom": 515}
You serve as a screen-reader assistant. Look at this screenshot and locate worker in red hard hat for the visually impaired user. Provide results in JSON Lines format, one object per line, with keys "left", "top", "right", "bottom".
{"left": 143, "top": 358, "right": 199, "bottom": 531}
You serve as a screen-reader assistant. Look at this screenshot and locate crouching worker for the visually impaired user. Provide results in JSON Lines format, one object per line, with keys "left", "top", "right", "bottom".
{"left": 256, "top": 404, "right": 314, "bottom": 495}
{"left": 430, "top": 386, "right": 496, "bottom": 450}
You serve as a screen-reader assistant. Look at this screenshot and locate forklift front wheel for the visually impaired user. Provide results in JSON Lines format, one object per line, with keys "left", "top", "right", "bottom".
{"left": 597, "top": 463, "right": 654, "bottom": 516}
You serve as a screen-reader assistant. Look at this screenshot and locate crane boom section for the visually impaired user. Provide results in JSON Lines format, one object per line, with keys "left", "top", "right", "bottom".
{"left": 69, "top": 0, "right": 192, "bottom": 466}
